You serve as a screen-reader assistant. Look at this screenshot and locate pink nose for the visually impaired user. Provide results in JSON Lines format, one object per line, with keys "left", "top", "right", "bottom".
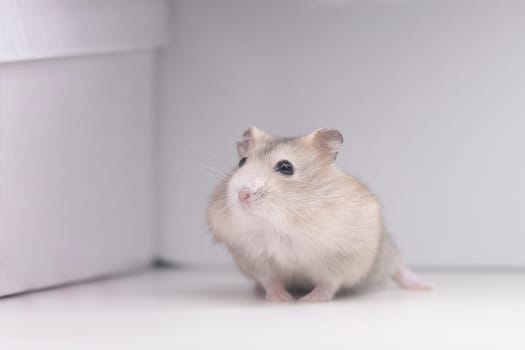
{"left": 238, "top": 189, "right": 251, "bottom": 203}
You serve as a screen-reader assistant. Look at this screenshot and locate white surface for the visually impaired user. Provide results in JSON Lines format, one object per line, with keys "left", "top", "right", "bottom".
{"left": 0, "top": 53, "right": 156, "bottom": 296}
{"left": 0, "top": 0, "right": 167, "bottom": 63}
{"left": 159, "top": 0, "right": 525, "bottom": 266}
{"left": 0, "top": 269, "right": 524, "bottom": 349}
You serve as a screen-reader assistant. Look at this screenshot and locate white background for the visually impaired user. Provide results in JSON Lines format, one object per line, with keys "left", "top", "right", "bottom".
{"left": 2, "top": 0, "right": 525, "bottom": 298}
{"left": 0, "top": 2, "right": 524, "bottom": 346}
{"left": 159, "top": 0, "right": 525, "bottom": 267}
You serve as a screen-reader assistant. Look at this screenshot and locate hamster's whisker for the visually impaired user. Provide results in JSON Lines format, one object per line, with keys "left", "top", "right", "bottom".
{"left": 182, "top": 141, "right": 225, "bottom": 165}
{"left": 265, "top": 200, "right": 296, "bottom": 287}
{"left": 267, "top": 199, "right": 288, "bottom": 228}
{"left": 185, "top": 171, "right": 229, "bottom": 182}
{"left": 177, "top": 158, "right": 229, "bottom": 177}
{"left": 157, "top": 156, "right": 230, "bottom": 176}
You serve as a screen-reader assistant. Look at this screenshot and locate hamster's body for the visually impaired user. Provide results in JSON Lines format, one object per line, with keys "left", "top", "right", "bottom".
{"left": 208, "top": 127, "right": 430, "bottom": 302}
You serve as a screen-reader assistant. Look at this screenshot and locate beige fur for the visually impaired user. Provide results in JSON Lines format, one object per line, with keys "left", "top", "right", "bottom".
{"left": 207, "top": 127, "right": 430, "bottom": 302}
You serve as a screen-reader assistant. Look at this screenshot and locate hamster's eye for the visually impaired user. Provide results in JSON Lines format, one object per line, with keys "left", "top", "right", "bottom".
{"left": 275, "top": 160, "right": 294, "bottom": 175}
{"left": 238, "top": 157, "right": 247, "bottom": 167}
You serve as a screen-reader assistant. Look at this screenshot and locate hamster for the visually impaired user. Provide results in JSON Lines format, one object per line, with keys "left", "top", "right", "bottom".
{"left": 207, "top": 127, "right": 431, "bottom": 302}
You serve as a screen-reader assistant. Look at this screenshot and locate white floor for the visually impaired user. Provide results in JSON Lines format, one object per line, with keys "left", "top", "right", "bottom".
{"left": 1, "top": 269, "right": 524, "bottom": 350}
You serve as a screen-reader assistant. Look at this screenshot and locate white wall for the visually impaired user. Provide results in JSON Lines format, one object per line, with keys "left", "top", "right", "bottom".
{"left": 160, "top": 0, "right": 525, "bottom": 267}
{"left": 0, "top": 0, "right": 166, "bottom": 296}
{"left": 0, "top": 0, "right": 167, "bottom": 62}
{"left": 0, "top": 53, "right": 157, "bottom": 295}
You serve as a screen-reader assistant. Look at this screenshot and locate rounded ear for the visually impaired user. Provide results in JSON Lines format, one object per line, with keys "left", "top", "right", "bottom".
{"left": 237, "top": 126, "right": 271, "bottom": 157}
{"left": 304, "top": 128, "right": 344, "bottom": 161}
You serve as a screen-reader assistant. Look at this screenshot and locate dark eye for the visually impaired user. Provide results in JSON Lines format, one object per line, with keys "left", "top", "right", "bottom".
{"left": 238, "top": 157, "right": 247, "bottom": 167}
{"left": 275, "top": 160, "right": 294, "bottom": 175}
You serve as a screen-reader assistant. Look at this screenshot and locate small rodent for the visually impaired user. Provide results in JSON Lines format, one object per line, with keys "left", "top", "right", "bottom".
{"left": 207, "top": 127, "right": 431, "bottom": 302}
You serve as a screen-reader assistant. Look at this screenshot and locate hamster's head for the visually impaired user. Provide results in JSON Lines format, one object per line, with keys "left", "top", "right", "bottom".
{"left": 226, "top": 127, "right": 344, "bottom": 219}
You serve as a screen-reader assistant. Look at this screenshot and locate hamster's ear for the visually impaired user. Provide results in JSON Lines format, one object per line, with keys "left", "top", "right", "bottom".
{"left": 305, "top": 128, "right": 344, "bottom": 161}
{"left": 237, "top": 126, "right": 270, "bottom": 157}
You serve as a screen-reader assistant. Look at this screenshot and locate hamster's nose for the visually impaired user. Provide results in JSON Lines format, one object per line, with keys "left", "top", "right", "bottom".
{"left": 238, "top": 189, "right": 251, "bottom": 204}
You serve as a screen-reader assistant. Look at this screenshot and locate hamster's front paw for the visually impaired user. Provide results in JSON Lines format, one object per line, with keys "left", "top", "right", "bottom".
{"left": 299, "top": 282, "right": 339, "bottom": 302}
{"left": 265, "top": 289, "right": 295, "bottom": 302}
{"left": 299, "top": 289, "right": 332, "bottom": 302}
{"left": 261, "top": 278, "right": 295, "bottom": 302}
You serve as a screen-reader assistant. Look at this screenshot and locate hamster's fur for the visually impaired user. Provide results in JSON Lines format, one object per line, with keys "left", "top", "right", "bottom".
{"left": 208, "top": 127, "right": 431, "bottom": 302}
